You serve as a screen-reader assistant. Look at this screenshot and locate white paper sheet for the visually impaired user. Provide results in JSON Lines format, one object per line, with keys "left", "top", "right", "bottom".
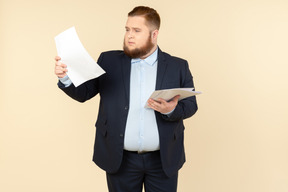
{"left": 55, "top": 26, "right": 105, "bottom": 87}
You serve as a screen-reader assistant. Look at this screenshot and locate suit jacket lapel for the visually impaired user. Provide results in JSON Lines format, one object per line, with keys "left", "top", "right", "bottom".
{"left": 155, "top": 48, "right": 167, "bottom": 90}
{"left": 121, "top": 53, "right": 131, "bottom": 101}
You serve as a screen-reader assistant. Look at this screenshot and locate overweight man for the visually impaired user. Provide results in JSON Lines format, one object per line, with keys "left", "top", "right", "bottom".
{"left": 55, "top": 6, "right": 198, "bottom": 192}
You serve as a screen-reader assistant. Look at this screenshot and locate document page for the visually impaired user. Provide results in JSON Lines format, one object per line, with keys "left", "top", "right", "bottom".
{"left": 55, "top": 26, "right": 105, "bottom": 87}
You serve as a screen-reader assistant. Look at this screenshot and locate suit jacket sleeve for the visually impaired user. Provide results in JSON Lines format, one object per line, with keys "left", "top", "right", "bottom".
{"left": 57, "top": 53, "right": 105, "bottom": 102}
{"left": 161, "top": 60, "right": 198, "bottom": 121}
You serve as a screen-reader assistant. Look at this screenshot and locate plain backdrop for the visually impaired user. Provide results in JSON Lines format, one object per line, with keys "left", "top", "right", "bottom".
{"left": 1, "top": 0, "right": 288, "bottom": 191}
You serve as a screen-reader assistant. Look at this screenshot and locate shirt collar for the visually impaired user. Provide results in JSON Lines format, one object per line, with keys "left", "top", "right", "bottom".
{"left": 131, "top": 48, "right": 158, "bottom": 66}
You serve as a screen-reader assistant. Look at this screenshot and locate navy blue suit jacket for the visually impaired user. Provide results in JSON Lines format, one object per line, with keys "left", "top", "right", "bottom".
{"left": 58, "top": 48, "right": 198, "bottom": 177}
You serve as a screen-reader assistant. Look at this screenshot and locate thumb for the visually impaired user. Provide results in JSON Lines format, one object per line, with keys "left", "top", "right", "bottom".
{"left": 55, "top": 56, "right": 61, "bottom": 61}
{"left": 172, "top": 95, "right": 180, "bottom": 102}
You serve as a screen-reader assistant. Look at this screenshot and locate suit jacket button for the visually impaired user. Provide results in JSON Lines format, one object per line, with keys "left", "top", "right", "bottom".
{"left": 120, "top": 134, "right": 124, "bottom": 137}
{"left": 124, "top": 106, "right": 128, "bottom": 110}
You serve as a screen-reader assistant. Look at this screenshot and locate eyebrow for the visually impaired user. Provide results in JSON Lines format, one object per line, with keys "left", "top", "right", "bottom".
{"left": 125, "top": 26, "right": 141, "bottom": 31}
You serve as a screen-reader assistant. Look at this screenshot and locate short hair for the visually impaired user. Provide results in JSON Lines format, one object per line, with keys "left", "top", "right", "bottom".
{"left": 128, "top": 6, "right": 161, "bottom": 30}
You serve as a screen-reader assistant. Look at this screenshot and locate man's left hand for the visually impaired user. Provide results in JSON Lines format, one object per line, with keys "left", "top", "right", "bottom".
{"left": 147, "top": 95, "right": 180, "bottom": 114}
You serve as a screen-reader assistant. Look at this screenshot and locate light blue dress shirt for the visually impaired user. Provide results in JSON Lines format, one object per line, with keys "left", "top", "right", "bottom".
{"left": 124, "top": 49, "right": 160, "bottom": 152}
{"left": 59, "top": 74, "right": 72, "bottom": 87}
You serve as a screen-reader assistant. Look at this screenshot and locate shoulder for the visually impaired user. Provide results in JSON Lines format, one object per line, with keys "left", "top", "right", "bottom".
{"left": 100, "top": 50, "right": 125, "bottom": 58}
{"left": 97, "top": 50, "right": 128, "bottom": 63}
{"left": 96, "top": 50, "right": 126, "bottom": 65}
{"left": 159, "top": 49, "right": 188, "bottom": 66}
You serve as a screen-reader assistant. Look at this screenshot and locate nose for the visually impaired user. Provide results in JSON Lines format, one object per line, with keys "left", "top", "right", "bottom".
{"left": 127, "top": 31, "right": 133, "bottom": 39}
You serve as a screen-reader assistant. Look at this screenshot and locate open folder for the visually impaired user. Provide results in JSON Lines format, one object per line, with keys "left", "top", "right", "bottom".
{"left": 145, "top": 87, "right": 201, "bottom": 108}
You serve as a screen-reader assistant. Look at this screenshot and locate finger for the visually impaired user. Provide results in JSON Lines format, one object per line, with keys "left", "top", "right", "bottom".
{"left": 148, "top": 99, "right": 160, "bottom": 106}
{"left": 152, "top": 101, "right": 162, "bottom": 109}
{"left": 149, "top": 98, "right": 160, "bottom": 104}
{"left": 55, "top": 61, "right": 67, "bottom": 69}
{"left": 147, "top": 102, "right": 154, "bottom": 109}
{"left": 60, "top": 63, "right": 67, "bottom": 68}
{"left": 55, "top": 65, "right": 65, "bottom": 71}
{"left": 55, "top": 56, "right": 61, "bottom": 61}
{"left": 55, "top": 70, "right": 62, "bottom": 74}
{"left": 149, "top": 104, "right": 158, "bottom": 111}
{"left": 55, "top": 61, "right": 61, "bottom": 66}
{"left": 55, "top": 66, "right": 68, "bottom": 73}
{"left": 55, "top": 71, "right": 67, "bottom": 78}
{"left": 57, "top": 68, "right": 67, "bottom": 73}
{"left": 147, "top": 98, "right": 154, "bottom": 106}
{"left": 147, "top": 100, "right": 157, "bottom": 109}
{"left": 172, "top": 95, "right": 180, "bottom": 101}
{"left": 55, "top": 68, "right": 66, "bottom": 74}
{"left": 157, "top": 98, "right": 167, "bottom": 103}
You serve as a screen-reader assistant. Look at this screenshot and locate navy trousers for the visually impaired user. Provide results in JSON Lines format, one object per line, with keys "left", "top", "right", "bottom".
{"left": 106, "top": 150, "right": 178, "bottom": 192}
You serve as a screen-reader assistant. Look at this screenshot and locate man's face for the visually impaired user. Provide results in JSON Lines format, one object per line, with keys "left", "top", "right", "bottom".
{"left": 123, "top": 16, "right": 158, "bottom": 59}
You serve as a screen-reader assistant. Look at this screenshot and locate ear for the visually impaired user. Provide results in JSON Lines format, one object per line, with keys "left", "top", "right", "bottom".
{"left": 151, "top": 30, "right": 159, "bottom": 42}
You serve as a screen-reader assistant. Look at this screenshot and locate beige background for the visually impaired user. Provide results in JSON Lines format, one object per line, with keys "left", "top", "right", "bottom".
{"left": 1, "top": 0, "right": 288, "bottom": 191}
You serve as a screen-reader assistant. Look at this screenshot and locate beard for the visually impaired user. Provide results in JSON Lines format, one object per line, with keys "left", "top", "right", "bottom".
{"left": 123, "top": 35, "right": 155, "bottom": 59}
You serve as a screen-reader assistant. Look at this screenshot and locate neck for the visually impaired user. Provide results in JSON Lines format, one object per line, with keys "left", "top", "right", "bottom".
{"left": 140, "top": 44, "right": 158, "bottom": 59}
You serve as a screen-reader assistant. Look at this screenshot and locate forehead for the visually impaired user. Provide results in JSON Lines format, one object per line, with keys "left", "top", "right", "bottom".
{"left": 125, "top": 16, "right": 148, "bottom": 28}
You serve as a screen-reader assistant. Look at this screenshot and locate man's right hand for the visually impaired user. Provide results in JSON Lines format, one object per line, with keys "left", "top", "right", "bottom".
{"left": 54, "top": 56, "right": 68, "bottom": 78}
